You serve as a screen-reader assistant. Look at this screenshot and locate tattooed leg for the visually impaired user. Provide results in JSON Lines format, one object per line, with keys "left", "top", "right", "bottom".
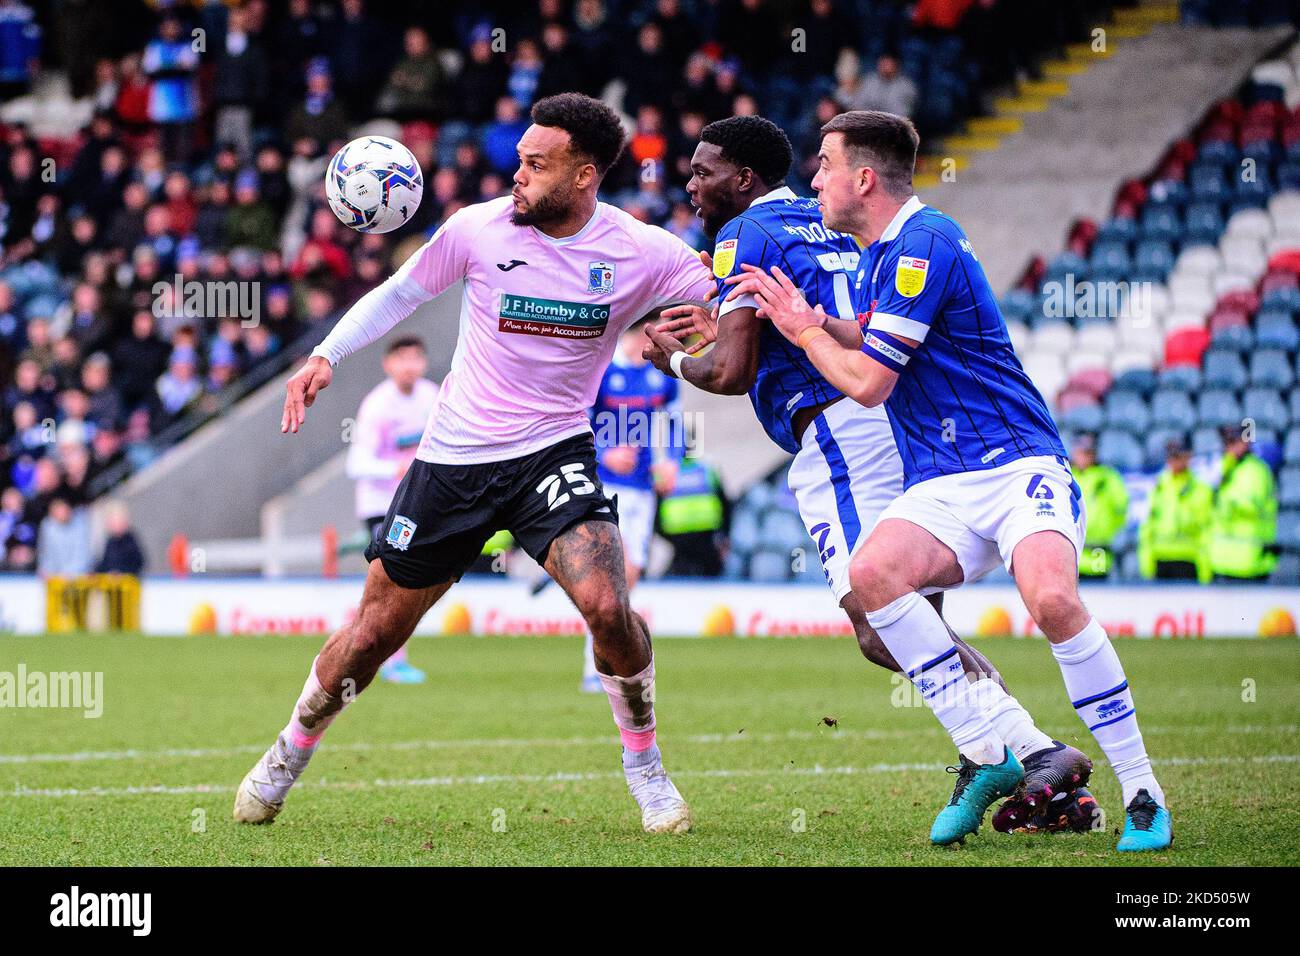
{"left": 545, "top": 519, "right": 650, "bottom": 677}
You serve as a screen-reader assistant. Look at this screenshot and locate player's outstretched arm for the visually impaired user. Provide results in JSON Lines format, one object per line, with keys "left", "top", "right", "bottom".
{"left": 725, "top": 265, "right": 902, "bottom": 408}
{"left": 644, "top": 305, "right": 760, "bottom": 395}
{"left": 282, "top": 356, "right": 333, "bottom": 434}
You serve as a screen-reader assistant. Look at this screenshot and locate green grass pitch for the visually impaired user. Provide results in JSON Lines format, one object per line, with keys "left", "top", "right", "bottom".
{"left": 2, "top": 633, "right": 1297, "bottom": 866}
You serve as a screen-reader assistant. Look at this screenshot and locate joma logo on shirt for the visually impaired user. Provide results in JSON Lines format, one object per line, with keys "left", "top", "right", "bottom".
{"left": 498, "top": 294, "right": 610, "bottom": 339}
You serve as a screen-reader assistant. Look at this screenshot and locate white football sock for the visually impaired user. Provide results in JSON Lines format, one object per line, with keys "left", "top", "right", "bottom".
{"left": 1051, "top": 618, "right": 1164, "bottom": 806}
{"left": 866, "top": 592, "right": 1004, "bottom": 765}
{"left": 967, "top": 676, "right": 1055, "bottom": 761}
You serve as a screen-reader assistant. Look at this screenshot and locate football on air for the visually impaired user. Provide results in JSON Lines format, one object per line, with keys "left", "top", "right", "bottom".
{"left": 325, "top": 135, "right": 424, "bottom": 234}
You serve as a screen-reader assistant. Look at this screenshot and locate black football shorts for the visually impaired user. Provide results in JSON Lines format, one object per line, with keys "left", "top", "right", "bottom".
{"left": 364, "top": 432, "right": 618, "bottom": 589}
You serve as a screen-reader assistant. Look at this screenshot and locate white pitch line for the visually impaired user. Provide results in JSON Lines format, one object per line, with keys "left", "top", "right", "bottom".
{"left": 1, "top": 723, "right": 1293, "bottom": 767}
{"left": 8, "top": 753, "right": 1297, "bottom": 800}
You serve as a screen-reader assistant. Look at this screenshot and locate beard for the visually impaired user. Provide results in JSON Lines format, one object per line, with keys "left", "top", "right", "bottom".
{"left": 509, "top": 183, "right": 577, "bottom": 227}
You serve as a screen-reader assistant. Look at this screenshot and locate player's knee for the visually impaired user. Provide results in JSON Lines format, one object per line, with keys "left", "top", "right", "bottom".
{"left": 1025, "top": 579, "right": 1082, "bottom": 634}
{"left": 849, "top": 549, "right": 907, "bottom": 611}
{"left": 582, "top": 590, "right": 630, "bottom": 638}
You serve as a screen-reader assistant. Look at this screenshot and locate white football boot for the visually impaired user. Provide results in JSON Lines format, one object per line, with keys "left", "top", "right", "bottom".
{"left": 233, "top": 733, "right": 312, "bottom": 824}
{"left": 624, "top": 746, "right": 691, "bottom": 834}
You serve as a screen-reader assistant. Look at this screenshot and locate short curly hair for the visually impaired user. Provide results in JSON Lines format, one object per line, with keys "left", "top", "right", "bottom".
{"left": 530, "top": 93, "right": 627, "bottom": 176}
{"left": 700, "top": 115, "right": 793, "bottom": 188}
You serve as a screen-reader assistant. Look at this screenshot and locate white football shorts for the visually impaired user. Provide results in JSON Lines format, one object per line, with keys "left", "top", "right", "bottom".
{"left": 876, "top": 453, "right": 1087, "bottom": 588}
{"left": 606, "top": 483, "right": 657, "bottom": 571}
{"left": 786, "top": 397, "right": 903, "bottom": 602}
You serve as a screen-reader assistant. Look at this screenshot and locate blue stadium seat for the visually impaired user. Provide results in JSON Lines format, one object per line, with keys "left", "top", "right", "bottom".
{"left": 1241, "top": 139, "right": 1282, "bottom": 165}
{"left": 1197, "top": 140, "right": 1239, "bottom": 165}
{"left": 1279, "top": 161, "right": 1300, "bottom": 191}
{"left": 1271, "top": 552, "right": 1300, "bottom": 583}
{"left": 1089, "top": 239, "right": 1131, "bottom": 275}
{"left": 1189, "top": 164, "right": 1230, "bottom": 201}
{"left": 1140, "top": 204, "right": 1182, "bottom": 243}
{"left": 1158, "top": 365, "right": 1202, "bottom": 392}
{"left": 1184, "top": 202, "right": 1225, "bottom": 244}
{"left": 1284, "top": 426, "right": 1300, "bottom": 464}
{"left": 1236, "top": 173, "right": 1274, "bottom": 205}
{"left": 1250, "top": 349, "right": 1295, "bottom": 390}
{"left": 1150, "top": 389, "right": 1198, "bottom": 431}
{"left": 1277, "top": 509, "right": 1300, "bottom": 552}
{"left": 1210, "top": 325, "right": 1254, "bottom": 354}
{"left": 1097, "top": 429, "right": 1145, "bottom": 471}
{"left": 1112, "top": 367, "right": 1158, "bottom": 395}
{"left": 1197, "top": 389, "right": 1243, "bottom": 428}
{"left": 1278, "top": 466, "right": 1300, "bottom": 509}
{"left": 1202, "top": 351, "right": 1249, "bottom": 390}
{"left": 1261, "top": 286, "right": 1300, "bottom": 313}
{"left": 1000, "top": 289, "right": 1036, "bottom": 323}
{"left": 1255, "top": 311, "right": 1299, "bottom": 351}
{"left": 1096, "top": 217, "right": 1139, "bottom": 244}
{"left": 760, "top": 507, "right": 808, "bottom": 551}
{"left": 1134, "top": 239, "right": 1176, "bottom": 278}
{"left": 1044, "top": 251, "right": 1089, "bottom": 284}
{"left": 729, "top": 508, "right": 760, "bottom": 555}
{"left": 1147, "top": 180, "right": 1189, "bottom": 207}
{"left": 749, "top": 549, "right": 792, "bottom": 583}
{"left": 1243, "top": 387, "right": 1290, "bottom": 431}
{"left": 1061, "top": 402, "right": 1104, "bottom": 433}
{"left": 1103, "top": 391, "right": 1151, "bottom": 433}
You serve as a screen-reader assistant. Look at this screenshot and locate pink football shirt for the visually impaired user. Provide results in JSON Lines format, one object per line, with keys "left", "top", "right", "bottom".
{"left": 390, "top": 197, "right": 714, "bottom": 464}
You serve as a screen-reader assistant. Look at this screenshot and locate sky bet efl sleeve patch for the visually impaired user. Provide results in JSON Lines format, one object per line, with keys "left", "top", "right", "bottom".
{"left": 712, "top": 238, "right": 737, "bottom": 278}
{"left": 894, "top": 255, "right": 929, "bottom": 297}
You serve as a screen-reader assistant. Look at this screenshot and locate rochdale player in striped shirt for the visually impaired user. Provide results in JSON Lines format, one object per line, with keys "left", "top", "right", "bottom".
{"left": 728, "top": 111, "right": 1170, "bottom": 852}
{"left": 645, "top": 116, "right": 1098, "bottom": 837}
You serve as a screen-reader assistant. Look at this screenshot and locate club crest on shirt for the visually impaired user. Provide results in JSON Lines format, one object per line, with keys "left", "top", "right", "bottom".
{"left": 713, "top": 239, "right": 737, "bottom": 278}
{"left": 386, "top": 514, "right": 417, "bottom": 551}
{"left": 895, "top": 255, "right": 929, "bottom": 297}
{"left": 588, "top": 260, "right": 615, "bottom": 295}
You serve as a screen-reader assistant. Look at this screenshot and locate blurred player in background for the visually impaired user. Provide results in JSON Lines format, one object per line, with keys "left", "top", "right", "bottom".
{"left": 732, "top": 109, "right": 1169, "bottom": 851}
{"left": 581, "top": 318, "right": 682, "bottom": 692}
{"left": 645, "top": 116, "right": 1093, "bottom": 835}
{"left": 235, "top": 93, "right": 714, "bottom": 835}
{"left": 346, "top": 336, "right": 438, "bottom": 684}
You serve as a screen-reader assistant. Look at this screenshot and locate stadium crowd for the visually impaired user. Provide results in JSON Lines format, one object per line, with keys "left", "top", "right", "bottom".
{"left": 0, "top": 0, "right": 1173, "bottom": 575}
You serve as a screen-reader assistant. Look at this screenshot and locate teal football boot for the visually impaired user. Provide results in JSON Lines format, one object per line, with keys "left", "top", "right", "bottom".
{"left": 1117, "top": 789, "right": 1173, "bottom": 852}
{"left": 931, "top": 747, "right": 1024, "bottom": 846}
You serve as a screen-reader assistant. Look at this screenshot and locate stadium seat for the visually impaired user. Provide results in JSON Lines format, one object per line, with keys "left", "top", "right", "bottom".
{"left": 1030, "top": 322, "right": 1074, "bottom": 354}
{"left": 1144, "top": 428, "right": 1186, "bottom": 469}
{"left": 1112, "top": 367, "right": 1159, "bottom": 395}
{"left": 1065, "top": 367, "right": 1113, "bottom": 398}
{"left": 749, "top": 549, "right": 792, "bottom": 583}
{"left": 1140, "top": 205, "right": 1182, "bottom": 243}
{"left": 1065, "top": 350, "right": 1108, "bottom": 375}
{"left": 1150, "top": 389, "right": 1198, "bottom": 432}
{"left": 1269, "top": 552, "right": 1300, "bottom": 583}
{"left": 1202, "top": 350, "right": 1249, "bottom": 389}
{"left": 1278, "top": 466, "right": 1300, "bottom": 509}
{"left": 1158, "top": 365, "right": 1202, "bottom": 392}
{"left": 1197, "top": 389, "right": 1243, "bottom": 428}
{"left": 1226, "top": 207, "right": 1274, "bottom": 241}
{"left": 1243, "top": 387, "right": 1291, "bottom": 431}
{"left": 1165, "top": 326, "right": 1211, "bottom": 367}
{"left": 1184, "top": 204, "right": 1226, "bottom": 245}
{"left": 1134, "top": 239, "right": 1176, "bottom": 279}
{"left": 1103, "top": 391, "right": 1152, "bottom": 433}
{"left": 1097, "top": 430, "right": 1145, "bottom": 472}
{"left": 1252, "top": 309, "right": 1292, "bottom": 349}
{"left": 1076, "top": 324, "right": 1118, "bottom": 354}
{"left": 1060, "top": 402, "right": 1104, "bottom": 433}
{"left": 1209, "top": 324, "right": 1254, "bottom": 354}
{"left": 1284, "top": 427, "right": 1300, "bottom": 464}
{"left": 1250, "top": 349, "right": 1296, "bottom": 389}
{"left": 1110, "top": 350, "right": 1156, "bottom": 377}
{"left": 759, "top": 508, "right": 807, "bottom": 551}
{"left": 1194, "top": 428, "right": 1230, "bottom": 461}
{"left": 1277, "top": 509, "right": 1300, "bottom": 552}
{"left": 728, "top": 509, "right": 760, "bottom": 555}
{"left": 1096, "top": 217, "right": 1139, "bottom": 244}
{"left": 1262, "top": 286, "right": 1300, "bottom": 313}
{"left": 1175, "top": 240, "right": 1222, "bottom": 274}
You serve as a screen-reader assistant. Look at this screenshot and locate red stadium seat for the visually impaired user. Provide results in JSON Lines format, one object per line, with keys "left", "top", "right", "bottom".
{"left": 1057, "top": 388, "right": 1099, "bottom": 414}
{"left": 1208, "top": 308, "right": 1250, "bottom": 333}
{"left": 1215, "top": 290, "right": 1261, "bottom": 315}
{"left": 1165, "top": 327, "right": 1211, "bottom": 367}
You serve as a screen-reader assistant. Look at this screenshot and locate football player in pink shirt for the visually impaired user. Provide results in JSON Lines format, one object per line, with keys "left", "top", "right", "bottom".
{"left": 234, "top": 94, "right": 713, "bottom": 834}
